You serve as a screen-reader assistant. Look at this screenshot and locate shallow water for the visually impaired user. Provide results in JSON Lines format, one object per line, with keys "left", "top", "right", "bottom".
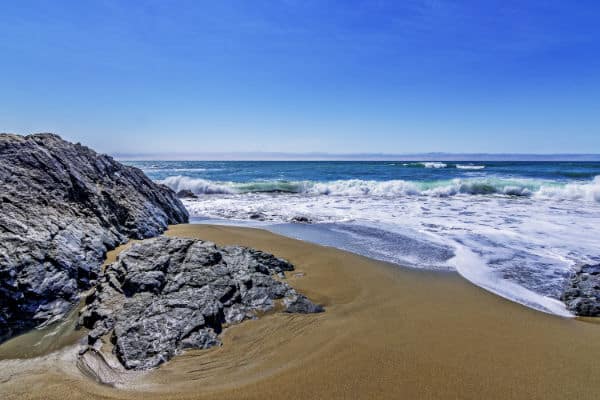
{"left": 0, "top": 299, "right": 85, "bottom": 360}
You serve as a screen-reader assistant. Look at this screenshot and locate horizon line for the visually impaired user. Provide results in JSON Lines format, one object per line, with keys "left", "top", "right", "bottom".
{"left": 112, "top": 151, "right": 600, "bottom": 162}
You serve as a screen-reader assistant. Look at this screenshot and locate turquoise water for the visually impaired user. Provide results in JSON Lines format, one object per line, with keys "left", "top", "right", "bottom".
{"left": 130, "top": 161, "right": 600, "bottom": 195}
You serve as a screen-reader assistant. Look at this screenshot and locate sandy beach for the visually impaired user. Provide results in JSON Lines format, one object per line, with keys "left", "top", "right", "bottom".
{"left": 3, "top": 3, "right": 599, "bottom": 398}
{"left": 1, "top": 224, "right": 600, "bottom": 399}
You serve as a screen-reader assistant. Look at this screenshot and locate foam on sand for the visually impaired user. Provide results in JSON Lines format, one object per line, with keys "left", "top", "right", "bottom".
{"left": 4, "top": 224, "right": 600, "bottom": 399}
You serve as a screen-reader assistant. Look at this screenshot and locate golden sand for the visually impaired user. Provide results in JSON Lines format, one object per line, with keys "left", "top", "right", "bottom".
{"left": 1, "top": 224, "right": 599, "bottom": 399}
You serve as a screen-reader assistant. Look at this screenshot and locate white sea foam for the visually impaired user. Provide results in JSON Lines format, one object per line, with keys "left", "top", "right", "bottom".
{"left": 161, "top": 176, "right": 235, "bottom": 194}
{"left": 162, "top": 175, "right": 600, "bottom": 203}
{"left": 450, "top": 246, "right": 572, "bottom": 316}
{"left": 421, "top": 162, "right": 447, "bottom": 168}
{"left": 535, "top": 176, "right": 600, "bottom": 203}
{"left": 456, "top": 164, "right": 485, "bottom": 170}
{"left": 307, "top": 178, "right": 535, "bottom": 197}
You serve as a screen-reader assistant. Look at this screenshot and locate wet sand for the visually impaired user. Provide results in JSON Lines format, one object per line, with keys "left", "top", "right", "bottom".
{"left": 1, "top": 224, "right": 600, "bottom": 399}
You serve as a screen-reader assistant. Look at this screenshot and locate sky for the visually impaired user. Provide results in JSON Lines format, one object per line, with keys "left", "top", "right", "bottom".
{"left": 1, "top": 0, "right": 599, "bottom": 156}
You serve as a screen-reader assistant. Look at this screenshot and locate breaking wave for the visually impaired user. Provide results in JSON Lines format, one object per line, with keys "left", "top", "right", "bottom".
{"left": 535, "top": 175, "right": 600, "bottom": 203}
{"left": 161, "top": 175, "right": 305, "bottom": 195}
{"left": 456, "top": 164, "right": 485, "bottom": 170}
{"left": 161, "top": 175, "right": 600, "bottom": 203}
{"left": 407, "top": 162, "right": 484, "bottom": 169}
{"left": 404, "top": 162, "right": 448, "bottom": 168}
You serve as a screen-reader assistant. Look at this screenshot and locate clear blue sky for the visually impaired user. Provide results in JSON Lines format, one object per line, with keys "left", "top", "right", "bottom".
{"left": 1, "top": 1, "right": 599, "bottom": 155}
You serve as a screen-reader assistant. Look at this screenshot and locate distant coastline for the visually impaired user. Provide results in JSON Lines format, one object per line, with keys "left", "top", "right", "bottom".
{"left": 113, "top": 152, "right": 600, "bottom": 162}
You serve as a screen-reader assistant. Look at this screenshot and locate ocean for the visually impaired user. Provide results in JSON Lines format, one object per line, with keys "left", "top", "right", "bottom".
{"left": 125, "top": 160, "right": 600, "bottom": 316}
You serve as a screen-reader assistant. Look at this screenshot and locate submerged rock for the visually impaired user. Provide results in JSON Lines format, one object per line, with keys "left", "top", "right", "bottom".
{"left": 561, "top": 263, "right": 600, "bottom": 316}
{"left": 291, "top": 216, "right": 312, "bottom": 223}
{"left": 0, "top": 133, "right": 188, "bottom": 342}
{"left": 176, "top": 189, "right": 197, "bottom": 199}
{"left": 249, "top": 212, "right": 266, "bottom": 220}
{"left": 78, "top": 236, "right": 323, "bottom": 370}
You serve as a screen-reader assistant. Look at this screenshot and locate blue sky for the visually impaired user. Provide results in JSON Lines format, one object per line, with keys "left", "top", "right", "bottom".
{"left": 1, "top": 1, "right": 599, "bottom": 155}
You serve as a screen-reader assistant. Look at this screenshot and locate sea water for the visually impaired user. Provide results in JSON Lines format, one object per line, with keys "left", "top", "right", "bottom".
{"left": 126, "top": 160, "right": 600, "bottom": 316}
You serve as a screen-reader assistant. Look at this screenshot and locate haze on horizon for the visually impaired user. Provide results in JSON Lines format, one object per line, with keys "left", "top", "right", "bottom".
{"left": 112, "top": 150, "right": 600, "bottom": 162}
{"left": 1, "top": 1, "right": 599, "bottom": 155}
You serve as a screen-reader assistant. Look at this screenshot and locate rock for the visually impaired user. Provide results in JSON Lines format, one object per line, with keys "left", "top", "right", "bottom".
{"left": 0, "top": 133, "right": 188, "bottom": 342}
{"left": 580, "top": 264, "right": 600, "bottom": 275}
{"left": 561, "top": 263, "right": 600, "bottom": 316}
{"left": 291, "top": 216, "right": 312, "bottom": 223}
{"left": 176, "top": 189, "right": 197, "bottom": 199}
{"left": 284, "top": 293, "right": 325, "bottom": 313}
{"left": 249, "top": 212, "right": 266, "bottom": 220}
{"left": 78, "top": 236, "right": 323, "bottom": 370}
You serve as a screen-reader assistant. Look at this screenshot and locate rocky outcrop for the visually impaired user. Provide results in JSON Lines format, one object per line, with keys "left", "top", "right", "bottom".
{"left": 176, "top": 189, "right": 197, "bottom": 199}
{"left": 562, "top": 263, "right": 600, "bottom": 316}
{"left": 78, "top": 236, "right": 323, "bottom": 370}
{"left": 0, "top": 133, "right": 188, "bottom": 342}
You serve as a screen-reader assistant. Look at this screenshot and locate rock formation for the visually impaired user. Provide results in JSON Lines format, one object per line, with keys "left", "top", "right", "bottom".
{"left": 0, "top": 133, "right": 188, "bottom": 342}
{"left": 176, "top": 189, "right": 197, "bottom": 199}
{"left": 78, "top": 236, "right": 323, "bottom": 370}
{"left": 562, "top": 263, "right": 600, "bottom": 316}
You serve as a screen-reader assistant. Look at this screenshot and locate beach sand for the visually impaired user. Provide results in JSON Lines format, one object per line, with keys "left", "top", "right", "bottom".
{"left": 1, "top": 224, "right": 600, "bottom": 399}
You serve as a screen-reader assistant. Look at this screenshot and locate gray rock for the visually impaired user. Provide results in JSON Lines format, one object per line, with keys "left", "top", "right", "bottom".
{"left": 78, "top": 236, "right": 323, "bottom": 370}
{"left": 561, "top": 263, "right": 600, "bottom": 316}
{"left": 249, "top": 212, "right": 266, "bottom": 220}
{"left": 0, "top": 133, "right": 188, "bottom": 342}
{"left": 291, "top": 216, "right": 312, "bottom": 223}
{"left": 284, "top": 293, "right": 325, "bottom": 314}
{"left": 176, "top": 189, "right": 197, "bottom": 199}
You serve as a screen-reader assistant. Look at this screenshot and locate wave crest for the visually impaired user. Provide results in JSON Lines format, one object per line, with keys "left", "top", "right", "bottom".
{"left": 536, "top": 176, "right": 600, "bottom": 203}
{"left": 161, "top": 175, "right": 600, "bottom": 203}
{"left": 456, "top": 164, "right": 485, "bottom": 170}
{"left": 161, "top": 176, "right": 307, "bottom": 194}
{"left": 421, "top": 162, "right": 447, "bottom": 168}
{"left": 161, "top": 176, "right": 235, "bottom": 194}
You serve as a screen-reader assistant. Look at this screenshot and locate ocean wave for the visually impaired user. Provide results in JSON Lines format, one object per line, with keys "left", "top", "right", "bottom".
{"left": 535, "top": 176, "right": 600, "bottom": 203}
{"left": 401, "top": 162, "right": 447, "bottom": 168}
{"left": 308, "top": 178, "right": 534, "bottom": 197}
{"left": 143, "top": 167, "right": 217, "bottom": 172}
{"left": 456, "top": 164, "right": 485, "bottom": 170}
{"left": 161, "top": 176, "right": 236, "bottom": 194}
{"left": 161, "top": 175, "right": 306, "bottom": 194}
{"left": 161, "top": 175, "right": 600, "bottom": 202}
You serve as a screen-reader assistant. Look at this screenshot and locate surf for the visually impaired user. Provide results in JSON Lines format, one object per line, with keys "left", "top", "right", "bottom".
{"left": 161, "top": 175, "right": 600, "bottom": 203}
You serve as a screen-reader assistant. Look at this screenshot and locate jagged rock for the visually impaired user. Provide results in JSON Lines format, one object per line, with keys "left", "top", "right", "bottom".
{"left": 291, "top": 216, "right": 312, "bottom": 223}
{"left": 284, "top": 293, "right": 325, "bottom": 313}
{"left": 561, "top": 263, "right": 600, "bottom": 316}
{"left": 176, "top": 189, "right": 197, "bottom": 199}
{"left": 0, "top": 133, "right": 188, "bottom": 342}
{"left": 78, "top": 236, "right": 323, "bottom": 370}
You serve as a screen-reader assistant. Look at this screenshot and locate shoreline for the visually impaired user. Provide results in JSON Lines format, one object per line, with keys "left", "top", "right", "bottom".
{"left": 1, "top": 224, "right": 599, "bottom": 399}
